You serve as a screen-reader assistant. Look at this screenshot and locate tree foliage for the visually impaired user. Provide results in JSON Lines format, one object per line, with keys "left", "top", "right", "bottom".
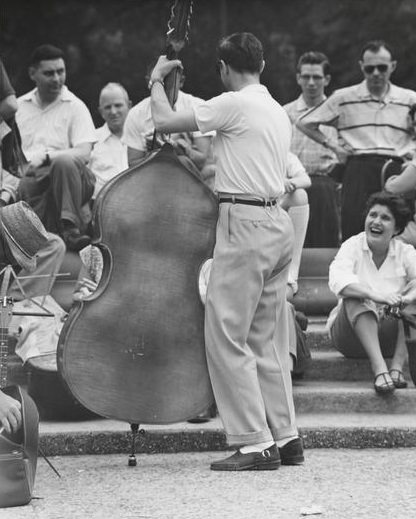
{"left": 1, "top": 0, "right": 416, "bottom": 124}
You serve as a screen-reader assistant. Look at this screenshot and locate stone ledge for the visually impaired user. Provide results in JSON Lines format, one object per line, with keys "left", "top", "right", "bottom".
{"left": 37, "top": 414, "right": 416, "bottom": 456}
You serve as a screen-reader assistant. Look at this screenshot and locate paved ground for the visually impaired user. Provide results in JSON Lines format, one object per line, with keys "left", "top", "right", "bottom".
{"left": 3, "top": 448, "right": 416, "bottom": 519}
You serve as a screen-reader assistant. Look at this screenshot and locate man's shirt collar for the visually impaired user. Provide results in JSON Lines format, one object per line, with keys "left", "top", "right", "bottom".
{"left": 21, "top": 85, "right": 72, "bottom": 105}
{"left": 357, "top": 80, "right": 399, "bottom": 102}
{"left": 296, "top": 94, "right": 327, "bottom": 112}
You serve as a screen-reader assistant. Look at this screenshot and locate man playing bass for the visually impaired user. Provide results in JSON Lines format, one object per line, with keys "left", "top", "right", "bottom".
{"left": 150, "top": 32, "right": 302, "bottom": 471}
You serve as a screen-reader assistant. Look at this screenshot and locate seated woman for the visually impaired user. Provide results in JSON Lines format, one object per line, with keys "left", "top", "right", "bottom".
{"left": 327, "top": 191, "right": 416, "bottom": 393}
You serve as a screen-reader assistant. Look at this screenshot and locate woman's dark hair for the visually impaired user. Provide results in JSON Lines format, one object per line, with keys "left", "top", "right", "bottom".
{"left": 217, "top": 32, "right": 263, "bottom": 74}
{"left": 364, "top": 191, "right": 413, "bottom": 235}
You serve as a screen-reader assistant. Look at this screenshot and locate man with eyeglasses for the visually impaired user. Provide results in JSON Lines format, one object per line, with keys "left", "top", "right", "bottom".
{"left": 297, "top": 40, "right": 416, "bottom": 241}
{"left": 284, "top": 51, "right": 340, "bottom": 250}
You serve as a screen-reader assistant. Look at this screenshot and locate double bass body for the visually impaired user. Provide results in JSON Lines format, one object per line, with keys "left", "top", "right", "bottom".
{"left": 57, "top": 144, "right": 218, "bottom": 424}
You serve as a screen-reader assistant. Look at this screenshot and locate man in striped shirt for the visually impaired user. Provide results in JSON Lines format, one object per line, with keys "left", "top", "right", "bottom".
{"left": 297, "top": 40, "right": 416, "bottom": 241}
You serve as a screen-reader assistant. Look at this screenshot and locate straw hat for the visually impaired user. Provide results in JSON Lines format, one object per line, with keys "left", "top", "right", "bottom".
{"left": 0, "top": 201, "right": 49, "bottom": 271}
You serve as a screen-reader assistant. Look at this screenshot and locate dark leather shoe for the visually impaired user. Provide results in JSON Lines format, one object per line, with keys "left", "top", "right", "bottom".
{"left": 210, "top": 444, "right": 281, "bottom": 471}
{"left": 187, "top": 411, "right": 211, "bottom": 424}
{"left": 279, "top": 437, "right": 304, "bottom": 465}
{"left": 63, "top": 228, "right": 91, "bottom": 252}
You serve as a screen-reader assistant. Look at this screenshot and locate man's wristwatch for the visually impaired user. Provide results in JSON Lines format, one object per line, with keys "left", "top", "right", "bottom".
{"left": 148, "top": 77, "right": 164, "bottom": 91}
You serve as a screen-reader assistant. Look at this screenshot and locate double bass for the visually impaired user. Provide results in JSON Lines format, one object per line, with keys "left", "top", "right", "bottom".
{"left": 57, "top": 0, "right": 218, "bottom": 425}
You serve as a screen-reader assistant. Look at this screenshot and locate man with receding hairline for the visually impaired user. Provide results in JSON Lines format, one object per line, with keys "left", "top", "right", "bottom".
{"left": 297, "top": 40, "right": 416, "bottom": 240}
{"left": 88, "top": 82, "right": 131, "bottom": 198}
{"left": 16, "top": 44, "right": 97, "bottom": 251}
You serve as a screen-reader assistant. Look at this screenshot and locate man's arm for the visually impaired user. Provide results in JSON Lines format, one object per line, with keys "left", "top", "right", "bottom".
{"left": 174, "top": 135, "right": 213, "bottom": 171}
{"left": 296, "top": 116, "right": 351, "bottom": 164}
{"left": 0, "top": 94, "right": 17, "bottom": 123}
{"left": 385, "top": 162, "right": 416, "bottom": 194}
{"left": 49, "top": 142, "right": 92, "bottom": 163}
{"left": 28, "top": 143, "right": 93, "bottom": 170}
{"left": 150, "top": 56, "right": 198, "bottom": 134}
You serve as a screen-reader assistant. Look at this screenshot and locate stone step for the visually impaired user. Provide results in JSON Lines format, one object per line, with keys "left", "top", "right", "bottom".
{"left": 304, "top": 350, "right": 411, "bottom": 382}
{"left": 37, "top": 412, "right": 416, "bottom": 456}
{"left": 305, "top": 320, "right": 333, "bottom": 351}
{"left": 293, "top": 380, "right": 416, "bottom": 414}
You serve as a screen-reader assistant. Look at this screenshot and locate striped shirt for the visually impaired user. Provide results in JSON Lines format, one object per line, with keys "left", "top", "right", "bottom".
{"left": 301, "top": 81, "right": 416, "bottom": 158}
{"left": 16, "top": 86, "right": 96, "bottom": 162}
{"left": 284, "top": 95, "right": 338, "bottom": 175}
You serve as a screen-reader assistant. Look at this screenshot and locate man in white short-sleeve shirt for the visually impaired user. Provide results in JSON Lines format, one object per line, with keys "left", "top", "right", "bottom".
{"left": 16, "top": 44, "right": 97, "bottom": 252}
{"left": 123, "top": 72, "right": 214, "bottom": 185}
{"left": 150, "top": 32, "right": 301, "bottom": 471}
{"left": 88, "top": 82, "right": 130, "bottom": 198}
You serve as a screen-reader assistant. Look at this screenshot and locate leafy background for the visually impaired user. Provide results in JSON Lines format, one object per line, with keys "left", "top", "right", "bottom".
{"left": 2, "top": 0, "right": 416, "bottom": 124}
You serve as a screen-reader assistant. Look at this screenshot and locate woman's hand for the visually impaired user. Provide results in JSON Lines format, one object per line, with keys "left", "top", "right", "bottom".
{"left": 0, "top": 390, "right": 22, "bottom": 435}
{"left": 284, "top": 178, "right": 297, "bottom": 193}
{"left": 371, "top": 291, "right": 403, "bottom": 306}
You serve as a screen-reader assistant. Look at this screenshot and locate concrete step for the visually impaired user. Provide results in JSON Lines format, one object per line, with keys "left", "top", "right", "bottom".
{"left": 304, "top": 350, "right": 411, "bottom": 382}
{"left": 293, "top": 380, "right": 416, "bottom": 414}
{"left": 37, "top": 413, "right": 416, "bottom": 456}
{"left": 305, "top": 322, "right": 333, "bottom": 351}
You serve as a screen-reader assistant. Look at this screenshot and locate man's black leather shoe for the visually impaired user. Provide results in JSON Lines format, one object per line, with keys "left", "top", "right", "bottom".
{"left": 279, "top": 437, "right": 304, "bottom": 465}
{"left": 210, "top": 444, "right": 281, "bottom": 471}
{"left": 63, "top": 228, "right": 91, "bottom": 252}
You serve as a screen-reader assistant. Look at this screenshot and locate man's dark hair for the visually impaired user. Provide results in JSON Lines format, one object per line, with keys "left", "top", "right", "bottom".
{"left": 360, "top": 40, "right": 394, "bottom": 60}
{"left": 364, "top": 191, "right": 413, "bottom": 234}
{"left": 297, "top": 51, "right": 330, "bottom": 76}
{"left": 30, "top": 44, "right": 65, "bottom": 67}
{"left": 217, "top": 32, "right": 263, "bottom": 74}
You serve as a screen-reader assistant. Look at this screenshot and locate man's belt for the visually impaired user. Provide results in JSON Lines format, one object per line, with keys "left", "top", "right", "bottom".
{"left": 218, "top": 197, "right": 278, "bottom": 207}
{"left": 349, "top": 154, "right": 404, "bottom": 163}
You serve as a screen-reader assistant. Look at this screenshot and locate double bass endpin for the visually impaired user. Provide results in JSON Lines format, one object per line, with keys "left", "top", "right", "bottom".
{"left": 128, "top": 423, "right": 146, "bottom": 467}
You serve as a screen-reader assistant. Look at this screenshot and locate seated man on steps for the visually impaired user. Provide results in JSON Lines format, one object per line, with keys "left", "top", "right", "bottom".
{"left": 16, "top": 44, "right": 97, "bottom": 252}
{"left": 123, "top": 66, "right": 214, "bottom": 184}
{"left": 0, "top": 55, "right": 66, "bottom": 304}
{"left": 88, "top": 82, "right": 131, "bottom": 200}
{"left": 0, "top": 201, "right": 50, "bottom": 434}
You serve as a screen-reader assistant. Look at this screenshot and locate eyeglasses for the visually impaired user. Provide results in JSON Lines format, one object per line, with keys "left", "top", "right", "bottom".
{"left": 363, "top": 64, "right": 389, "bottom": 74}
{"left": 299, "top": 74, "right": 325, "bottom": 81}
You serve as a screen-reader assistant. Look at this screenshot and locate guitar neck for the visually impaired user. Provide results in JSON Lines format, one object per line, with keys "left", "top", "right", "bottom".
{"left": 0, "top": 325, "right": 9, "bottom": 389}
{"left": 0, "top": 267, "right": 13, "bottom": 388}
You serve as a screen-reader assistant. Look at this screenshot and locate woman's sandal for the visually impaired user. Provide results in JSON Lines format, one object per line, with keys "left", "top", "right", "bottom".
{"left": 374, "top": 372, "right": 396, "bottom": 394}
{"left": 389, "top": 369, "right": 408, "bottom": 389}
